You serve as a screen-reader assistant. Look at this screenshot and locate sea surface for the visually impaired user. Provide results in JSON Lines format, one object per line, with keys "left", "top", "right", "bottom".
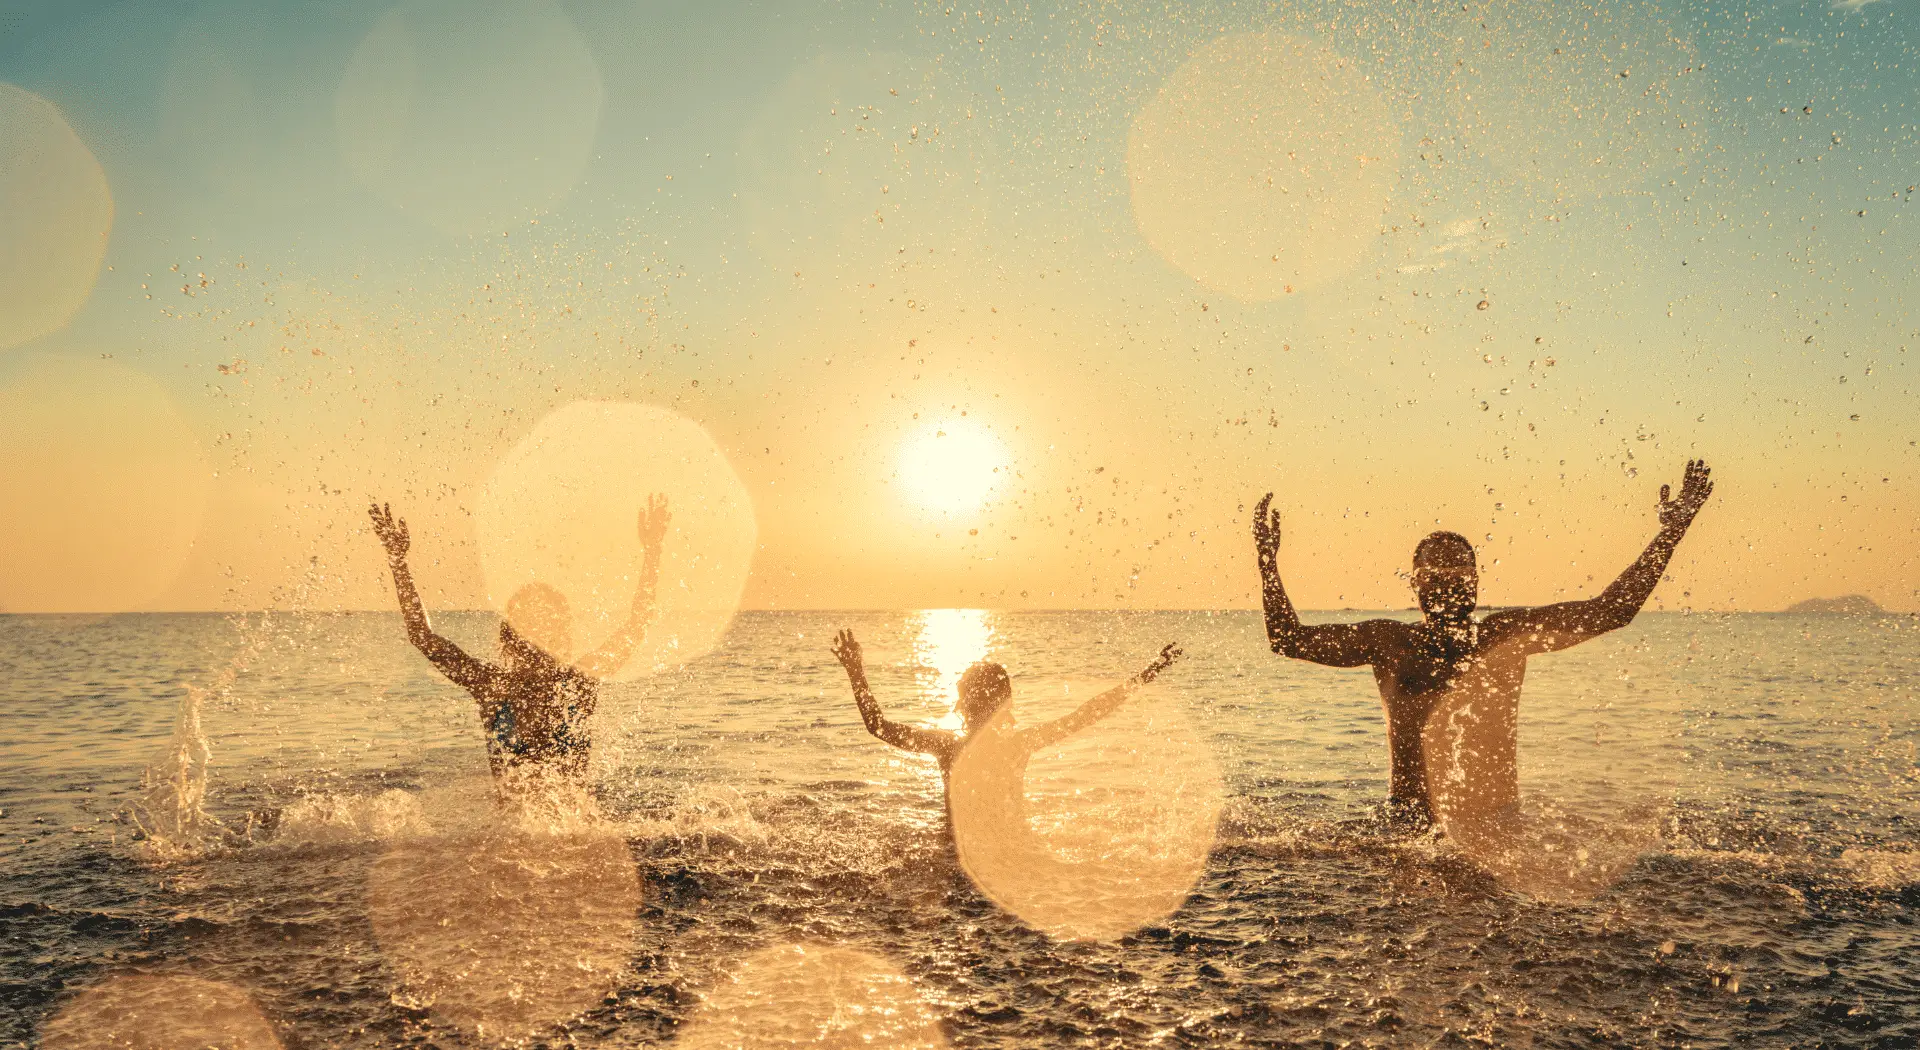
{"left": 2, "top": 609, "right": 1916, "bottom": 1048}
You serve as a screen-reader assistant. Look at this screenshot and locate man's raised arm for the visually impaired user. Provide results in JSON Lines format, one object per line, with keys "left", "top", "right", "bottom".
{"left": 1486, "top": 460, "right": 1714, "bottom": 655}
{"left": 831, "top": 630, "right": 954, "bottom": 756}
{"left": 1254, "top": 493, "right": 1394, "bottom": 668}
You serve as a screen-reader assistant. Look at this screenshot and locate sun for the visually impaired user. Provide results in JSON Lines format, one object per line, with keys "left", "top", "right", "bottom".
{"left": 898, "top": 420, "right": 1008, "bottom": 514}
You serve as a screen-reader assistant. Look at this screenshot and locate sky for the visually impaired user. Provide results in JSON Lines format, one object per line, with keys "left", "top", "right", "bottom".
{"left": 0, "top": 0, "right": 1915, "bottom": 615}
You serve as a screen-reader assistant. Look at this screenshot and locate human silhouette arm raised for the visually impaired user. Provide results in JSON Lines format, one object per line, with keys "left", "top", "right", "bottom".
{"left": 576, "top": 494, "right": 670, "bottom": 678}
{"left": 831, "top": 630, "right": 956, "bottom": 756}
{"left": 1485, "top": 460, "right": 1715, "bottom": 654}
{"left": 1254, "top": 493, "right": 1399, "bottom": 667}
{"left": 369, "top": 502, "right": 491, "bottom": 689}
{"left": 1023, "top": 643, "right": 1183, "bottom": 751}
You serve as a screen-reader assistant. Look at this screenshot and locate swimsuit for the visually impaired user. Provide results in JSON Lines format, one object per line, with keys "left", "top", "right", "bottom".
{"left": 483, "top": 667, "right": 594, "bottom": 765}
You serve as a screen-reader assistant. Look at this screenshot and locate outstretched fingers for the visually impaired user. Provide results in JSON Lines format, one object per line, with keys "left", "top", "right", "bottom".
{"left": 1252, "top": 492, "right": 1282, "bottom": 551}
{"left": 830, "top": 628, "right": 861, "bottom": 666}
{"left": 638, "top": 492, "right": 672, "bottom": 542}
{"left": 1683, "top": 459, "right": 1714, "bottom": 504}
{"left": 368, "top": 501, "right": 407, "bottom": 548}
{"left": 1659, "top": 460, "right": 1715, "bottom": 529}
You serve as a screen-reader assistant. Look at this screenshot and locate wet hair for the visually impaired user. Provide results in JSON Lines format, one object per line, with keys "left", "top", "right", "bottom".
{"left": 1412, "top": 531, "right": 1476, "bottom": 570}
{"left": 957, "top": 661, "right": 1012, "bottom": 722}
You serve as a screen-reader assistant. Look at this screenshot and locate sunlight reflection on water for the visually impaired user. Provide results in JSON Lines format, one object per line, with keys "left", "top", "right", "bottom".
{"left": 912, "top": 608, "right": 993, "bottom": 728}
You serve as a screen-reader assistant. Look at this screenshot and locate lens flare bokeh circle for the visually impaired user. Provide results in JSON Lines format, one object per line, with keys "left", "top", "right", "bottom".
{"left": 365, "top": 784, "right": 641, "bottom": 1041}
{"left": 335, "top": 0, "right": 603, "bottom": 235}
{"left": 1127, "top": 33, "right": 1399, "bottom": 300}
{"left": 949, "top": 679, "right": 1223, "bottom": 941}
{"left": 675, "top": 943, "right": 947, "bottom": 1050}
{"left": 477, "top": 400, "right": 757, "bottom": 683}
{"left": 0, "top": 83, "right": 113, "bottom": 352}
{"left": 39, "top": 974, "right": 282, "bottom": 1050}
{"left": 0, "top": 357, "right": 209, "bottom": 613}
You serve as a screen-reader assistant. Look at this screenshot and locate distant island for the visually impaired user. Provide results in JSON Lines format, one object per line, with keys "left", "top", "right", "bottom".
{"left": 1786, "top": 595, "right": 1884, "bottom": 615}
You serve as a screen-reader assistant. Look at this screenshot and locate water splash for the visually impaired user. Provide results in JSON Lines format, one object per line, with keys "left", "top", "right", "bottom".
{"left": 270, "top": 788, "right": 434, "bottom": 848}
{"left": 129, "top": 567, "right": 323, "bottom": 861}
{"left": 129, "top": 680, "right": 228, "bottom": 860}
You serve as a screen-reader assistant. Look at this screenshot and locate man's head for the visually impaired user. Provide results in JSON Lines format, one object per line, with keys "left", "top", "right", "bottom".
{"left": 956, "top": 661, "right": 1013, "bottom": 728}
{"left": 501, "top": 582, "right": 573, "bottom": 668}
{"left": 1412, "top": 531, "right": 1478, "bottom": 618}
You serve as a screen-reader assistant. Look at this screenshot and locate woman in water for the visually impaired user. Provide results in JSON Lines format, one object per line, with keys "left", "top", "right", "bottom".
{"left": 369, "top": 497, "right": 670, "bottom": 782}
{"left": 829, "top": 628, "right": 1182, "bottom": 841}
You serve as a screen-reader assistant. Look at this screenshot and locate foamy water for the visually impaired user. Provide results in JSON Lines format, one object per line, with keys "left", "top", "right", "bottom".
{"left": 2, "top": 610, "right": 1915, "bottom": 1046}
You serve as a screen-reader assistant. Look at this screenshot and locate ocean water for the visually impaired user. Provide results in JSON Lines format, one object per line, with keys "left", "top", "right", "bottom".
{"left": 2, "top": 609, "right": 1916, "bottom": 1048}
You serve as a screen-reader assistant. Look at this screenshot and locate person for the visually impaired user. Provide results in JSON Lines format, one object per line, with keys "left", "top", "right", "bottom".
{"left": 1251, "top": 459, "right": 1714, "bottom": 829}
{"left": 828, "top": 629, "right": 1182, "bottom": 839}
{"left": 368, "top": 496, "right": 671, "bottom": 782}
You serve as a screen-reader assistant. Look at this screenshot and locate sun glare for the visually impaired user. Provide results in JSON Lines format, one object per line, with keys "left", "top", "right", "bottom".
{"left": 914, "top": 608, "right": 994, "bottom": 722}
{"left": 898, "top": 421, "right": 1008, "bottom": 514}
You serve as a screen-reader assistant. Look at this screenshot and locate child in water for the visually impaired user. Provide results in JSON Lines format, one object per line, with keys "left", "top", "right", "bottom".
{"left": 829, "top": 628, "right": 1182, "bottom": 840}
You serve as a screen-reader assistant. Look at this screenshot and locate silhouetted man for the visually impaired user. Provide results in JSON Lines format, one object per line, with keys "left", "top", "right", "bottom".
{"left": 1251, "top": 460, "right": 1714, "bottom": 829}
{"left": 369, "top": 496, "right": 670, "bottom": 782}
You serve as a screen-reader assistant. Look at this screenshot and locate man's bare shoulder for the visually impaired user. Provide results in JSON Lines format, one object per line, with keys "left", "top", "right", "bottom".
{"left": 1355, "top": 617, "right": 1417, "bottom": 636}
{"left": 1475, "top": 605, "right": 1549, "bottom": 645}
{"left": 1351, "top": 617, "right": 1417, "bottom": 655}
{"left": 1477, "top": 605, "right": 1534, "bottom": 623}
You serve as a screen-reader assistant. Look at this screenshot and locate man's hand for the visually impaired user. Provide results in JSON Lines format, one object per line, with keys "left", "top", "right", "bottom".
{"left": 369, "top": 502, "right": 409, "bottom": 562}
{"left": 638, "top": 493, "right": 671, "bottom": 550}
{"left": 831, "top": 629, "right": 863, "bottom": 672}
{"left": 1139, "top": 642, "right": 1183, "bottom": 683}
{"left": 1658, "top": 459, "right": 1713, "bottom": 531}
{"left": 1252, "top": 493, "right": 1282, "bottom": 567}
